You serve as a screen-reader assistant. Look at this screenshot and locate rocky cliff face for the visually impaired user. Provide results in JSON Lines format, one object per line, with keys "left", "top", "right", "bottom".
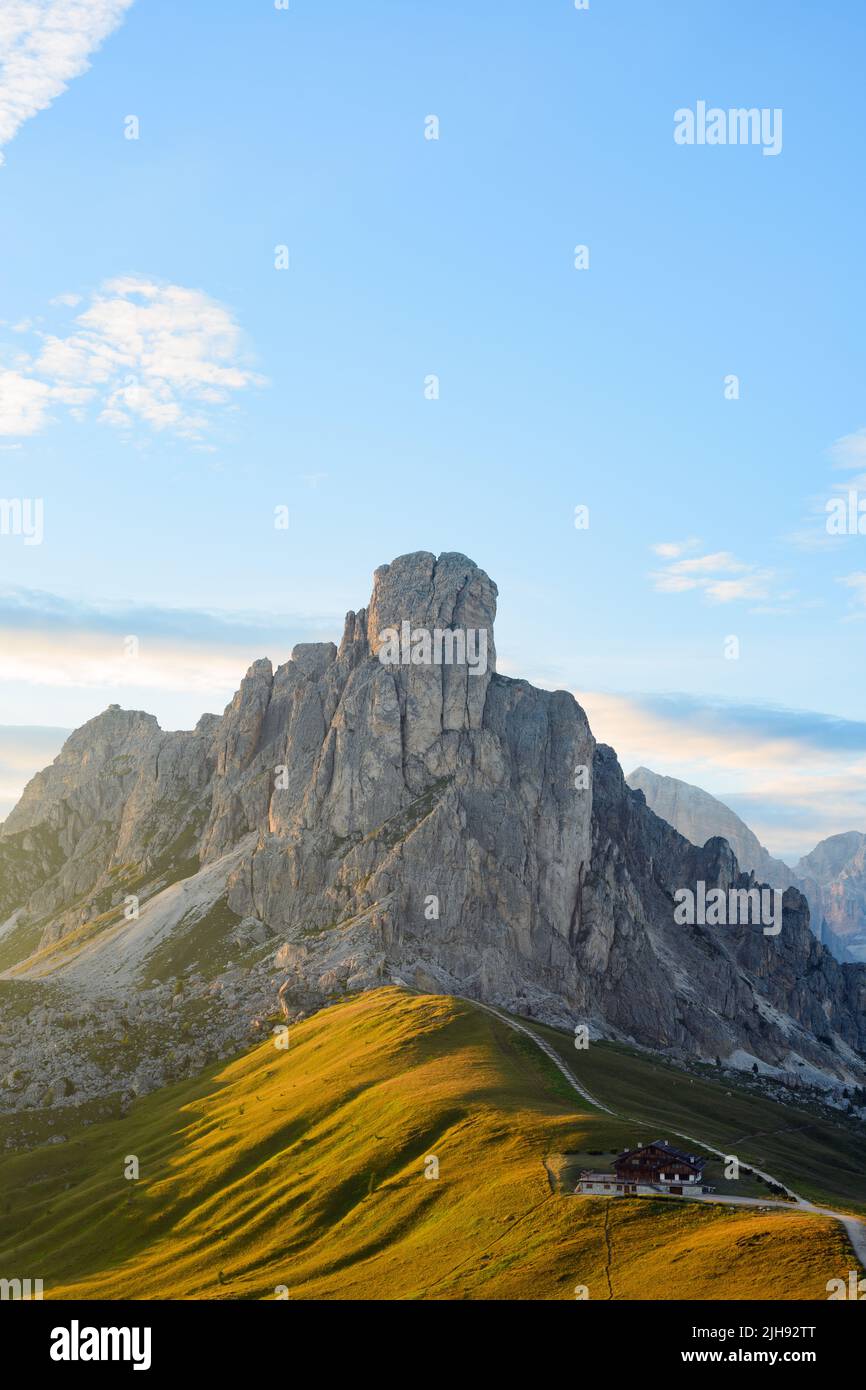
{"left": 626, "top": 767, "right": 795, "bottom": 890}
{"left": 628, "top": 767, "right": 861, "bottom": 965}
{"left": 2, "top": 551, "right": 865, "bottom": 1109}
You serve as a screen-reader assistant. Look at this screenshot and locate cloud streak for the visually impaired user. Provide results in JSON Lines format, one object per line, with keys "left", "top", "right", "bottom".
{"left": 0, "top": 585, "right": 344, "bottom": 698}
{"left": 0, "top": 0, "right": 134, "bottom": 163}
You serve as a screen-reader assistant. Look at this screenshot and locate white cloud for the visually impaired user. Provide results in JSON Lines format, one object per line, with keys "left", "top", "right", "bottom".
{"left": 0, "top": 0, "right": 134, "bottom": 162}
{"left": 650, "top": 545, "right": 774, "bottom": 604}
{"left": 0, "top": 368, "right": 50, "bottom": 433}
{"left": 830, "top": 427, "right": 866, "bottom": 471}
{"left": 651, "top": 538, "right": 700, "bottom": 559}
{"left": 703, "top": 572, "right": 774, "bottom": 603}
{"left": 0, "top": 278, "right": 264, "bottom": 439}
{"left": 0, "top": 365, "right": 96, "bottom": 434}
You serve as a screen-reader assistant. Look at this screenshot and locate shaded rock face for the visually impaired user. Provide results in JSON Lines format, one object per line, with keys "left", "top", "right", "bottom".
{"left": 2, "top": 551, "right": 865, "bottom": 1080}
{"left": 626, "top": 767, "right": 795, "bottom": 891}
{"left": 628, "top": 767, "right": 862, "bottom": 966}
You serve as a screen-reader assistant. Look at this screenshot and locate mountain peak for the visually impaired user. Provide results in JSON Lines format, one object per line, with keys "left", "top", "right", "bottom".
{"left": 366, "top": 551, "right": 498, "bottom": 663}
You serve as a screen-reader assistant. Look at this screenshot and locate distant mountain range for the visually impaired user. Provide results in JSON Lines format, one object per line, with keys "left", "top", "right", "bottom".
{"left": 627, "top": 767, "right": 866, "bottom": 964}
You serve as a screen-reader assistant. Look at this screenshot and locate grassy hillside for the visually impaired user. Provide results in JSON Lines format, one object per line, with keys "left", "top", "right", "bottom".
{"left": 534, "top": 1024, "right": 866, "bottom": 1214}
{"left": 0, "top": 988, "right": 853, "bottom": 1300}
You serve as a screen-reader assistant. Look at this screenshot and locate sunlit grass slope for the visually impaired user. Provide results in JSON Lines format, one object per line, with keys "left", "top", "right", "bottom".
{"left": 0, "top": 988, "right": 850, "bottom": 1300}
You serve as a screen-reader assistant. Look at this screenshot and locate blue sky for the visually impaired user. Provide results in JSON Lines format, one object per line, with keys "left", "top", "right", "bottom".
{"left": 1, "top": 0, "right": 866, "bottom": 858}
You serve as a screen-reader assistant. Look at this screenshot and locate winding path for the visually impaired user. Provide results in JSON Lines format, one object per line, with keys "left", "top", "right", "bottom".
{"left": 457, "top": 993, "right": 866, "bottom": 1272}
{"left": 467, "top": 997, "right": 616, "bottom": 1115}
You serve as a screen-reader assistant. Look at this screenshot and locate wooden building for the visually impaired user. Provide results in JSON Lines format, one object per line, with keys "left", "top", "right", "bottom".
{"left": 577, "top": 1139, "right": 709, "bottom": 1197}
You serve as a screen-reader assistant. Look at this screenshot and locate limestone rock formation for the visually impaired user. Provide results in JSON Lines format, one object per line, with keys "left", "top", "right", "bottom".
{"left": 1, "top": 551, "right": 865, "bottom": 1109}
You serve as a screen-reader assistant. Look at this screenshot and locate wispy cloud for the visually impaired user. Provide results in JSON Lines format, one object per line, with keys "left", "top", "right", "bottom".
{"left": 0, "top": 367, "right": 60, "bottom": 433}
{"left": 0, "top": 0, "right": 134, "bottom": 163}
{"left": 0, "top": 278, "right": 264, "bottom": 439}
{"left": 787, "top": 428, "right": 866, "bottom": 550}
{"left": 651, "top": 538, "right": 700, "bottom": 560}
{"left": 651, "top": 545, "right": 775, "bottom": 604}
{"left": 830, "top": 426, "right": 866, "bottom": 472}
